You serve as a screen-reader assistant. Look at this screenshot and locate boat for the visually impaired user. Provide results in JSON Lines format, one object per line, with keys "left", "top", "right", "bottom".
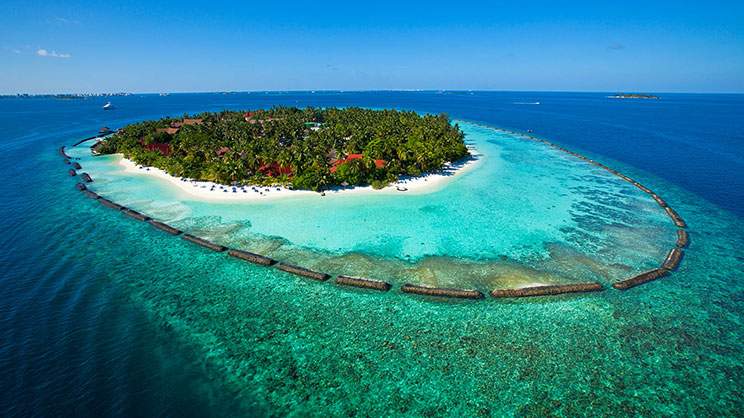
{"left": 103, "top": 102, "right": 113, "bottom": 110}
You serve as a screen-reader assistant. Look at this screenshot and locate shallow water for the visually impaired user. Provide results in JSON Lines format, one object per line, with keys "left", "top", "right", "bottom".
{"left": 76, "top": 123, "right": 674, "bottom": 290}
{"left": 1, "top": 92, "right": 742, "bottom": 416}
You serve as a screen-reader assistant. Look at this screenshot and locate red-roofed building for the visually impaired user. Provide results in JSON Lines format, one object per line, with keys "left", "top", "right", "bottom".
{"left": 244, "top": 112, "right": 261, "bottom": 124}
{"left": 216, "top": 146, "right": 230, "bottom": 157}
{"left": 144, "top": 143, "right": 172, "bottom": 156}
{"left": 258, "top": 162, "right": 293, "bottom": 177}
{"left": 330, "top": 154, "right": 386, "bottom": 173}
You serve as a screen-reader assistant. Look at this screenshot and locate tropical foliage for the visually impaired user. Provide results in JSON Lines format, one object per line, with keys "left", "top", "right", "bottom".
{"left": 97, "top": 107, "right": 469, "bottom": 191}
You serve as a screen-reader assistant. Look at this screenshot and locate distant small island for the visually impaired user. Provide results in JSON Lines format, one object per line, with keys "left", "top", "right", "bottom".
{"left": 608, "top": 93, "right": 660, "bottom": 99}
{"left": 0, "top": 92, "right": 132, "bottom": 100}
{"left": 95, "top": 107, "right": 470, "bottom": 191}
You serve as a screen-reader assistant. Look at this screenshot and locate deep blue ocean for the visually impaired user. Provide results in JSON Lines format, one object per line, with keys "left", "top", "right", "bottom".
{"left": 1, "top": 92, "right": 742, "bottom": 416}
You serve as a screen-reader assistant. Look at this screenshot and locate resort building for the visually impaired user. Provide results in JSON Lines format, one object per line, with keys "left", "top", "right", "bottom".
{"left": 156, "top": 127, "right": 180, "bottom": 135}
{"left": 330, "top": 154, "right": 386, "bottom": 173}
{"left": 143, "top": 143, "right": 172, "bottom": 156}
{"left": 182, "top": 118, "right": 203, "bottom": 126}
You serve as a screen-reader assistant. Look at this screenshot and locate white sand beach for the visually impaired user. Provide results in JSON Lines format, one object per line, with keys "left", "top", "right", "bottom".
{"left": 116, "top": 148, "right": 482, "bottom": 202}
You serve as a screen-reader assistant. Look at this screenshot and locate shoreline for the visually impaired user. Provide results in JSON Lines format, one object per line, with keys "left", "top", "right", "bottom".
{"left": 71, "top": 125, "right": 685, "bottom": 296}
{"left": 115, "top": 147, "right": 482, "bottom": 202}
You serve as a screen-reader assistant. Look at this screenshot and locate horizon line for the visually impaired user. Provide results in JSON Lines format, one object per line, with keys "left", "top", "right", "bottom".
{"left": 3, "top": 88, "right": 743, "bottom": 96}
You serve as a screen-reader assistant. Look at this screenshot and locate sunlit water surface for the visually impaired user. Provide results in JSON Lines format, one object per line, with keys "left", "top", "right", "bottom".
{"left": 76, "top": 122, "right": 673, "bottom": 290}
{"left": 1, "top": 92, "right": 742, "bottom": 416}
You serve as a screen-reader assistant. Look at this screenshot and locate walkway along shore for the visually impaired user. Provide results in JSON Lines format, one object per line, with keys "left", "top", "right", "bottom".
{"left": 495, "top": 128, "right": 688, "bottom": 292}
{"left": 63, "top": 126, "right": 688, "bottom": 301}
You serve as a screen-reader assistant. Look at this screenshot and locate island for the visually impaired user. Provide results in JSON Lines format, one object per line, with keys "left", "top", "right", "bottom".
{"left": 608, "top": 93, "right": 660, "bottom": 99}
{"left": 94, "top": 107, "right": 470, "bottom": 191}
{"left": 0, "top": 92, "right": 132, "bottom": 100}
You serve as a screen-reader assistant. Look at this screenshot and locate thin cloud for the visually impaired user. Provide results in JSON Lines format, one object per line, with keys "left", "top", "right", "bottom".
{"left": 37, "top": 48, "right": 71, "bottom": 58}
{"left": 3, "top": 46, "right": 22, "bottom": 54}
{"left": 54, "top": 17, "right": 80, "bottom": 24}
{"left": 607, "top": 43, "right": 625, "bottom": 51}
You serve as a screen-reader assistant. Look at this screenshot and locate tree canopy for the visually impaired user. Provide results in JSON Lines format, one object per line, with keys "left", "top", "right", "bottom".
{"left": 97, "top": 107, "right": 469, "bottom": 191}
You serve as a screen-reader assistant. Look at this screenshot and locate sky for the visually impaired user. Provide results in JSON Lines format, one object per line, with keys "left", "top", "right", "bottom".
{"left": 1, "top": 0, "right": 743, "bottom": 94}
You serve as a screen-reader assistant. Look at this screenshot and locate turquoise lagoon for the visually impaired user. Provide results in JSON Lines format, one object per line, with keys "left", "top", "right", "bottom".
{"left": 72, "top": 123, "right": 674, "bottom": 291}
{"left": 2, "top": 92, "right": 742, "bottom": 416}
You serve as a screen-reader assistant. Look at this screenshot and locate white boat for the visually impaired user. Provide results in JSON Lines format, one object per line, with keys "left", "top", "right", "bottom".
{"left": 103, "top": 102, "right": 113, "bottom": 110}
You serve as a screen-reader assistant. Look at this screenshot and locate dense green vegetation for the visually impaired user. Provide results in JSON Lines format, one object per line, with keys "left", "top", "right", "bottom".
{"left": 97, "top": 107, "right": 469, "bottom": 191}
